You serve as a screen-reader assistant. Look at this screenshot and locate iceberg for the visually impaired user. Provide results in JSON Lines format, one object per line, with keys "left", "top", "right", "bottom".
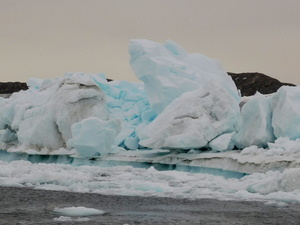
{"left": 1, "top": 38, "right": 300, "bottom": 205}
{"left": 271, "top": 86, "right": 300, "bottom": 140}
{"left": 234, "top": 93, "right": 275, "bottom": 149}
{"left": 139, "top": 81, "right": 240, "bottom": 149}
{"left": 208, "top": 132, "right": 235, "bottom": 152}
{"left": 0, "top": 74, "right": 108, "bottom": 151}
{"left": 67, "top": 117, "right": 121, "bottom": 157}
{"left": 0, "top": 38, "right": 300, "bottom": 156}
{"left": 129, "top": 39, "right": 240, "bottom": 114}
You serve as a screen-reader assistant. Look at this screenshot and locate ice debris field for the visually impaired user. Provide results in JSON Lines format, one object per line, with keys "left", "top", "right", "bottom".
{"left": 1, "top": 39, "right": 300, "bottom": 204}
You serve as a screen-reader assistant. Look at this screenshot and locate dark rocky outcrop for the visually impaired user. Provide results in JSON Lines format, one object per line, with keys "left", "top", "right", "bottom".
{"left": 0, "top": 74, "right": 296, "bottom": 97}
{"left": 0, "top": 82, "right": 28, "bottom": 94}
{"left": 228, "top": 72, "right": 296, "bottom": 96}
{"left": 0, "top": 79, "right": 113, "bottom": 96}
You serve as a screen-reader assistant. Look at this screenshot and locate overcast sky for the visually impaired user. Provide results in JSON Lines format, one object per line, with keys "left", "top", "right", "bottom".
{"left": 1, "top": 0, "right": 300, "bottom": 84}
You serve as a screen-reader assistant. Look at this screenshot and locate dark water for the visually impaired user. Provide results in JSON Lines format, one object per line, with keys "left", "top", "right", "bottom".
{"left": 1, "top": 186, "right": 300, "bottom": 225}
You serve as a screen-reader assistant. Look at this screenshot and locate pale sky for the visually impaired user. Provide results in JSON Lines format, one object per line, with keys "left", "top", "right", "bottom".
{"left": 1, "top": 0, "right": 300, "bottom": 84}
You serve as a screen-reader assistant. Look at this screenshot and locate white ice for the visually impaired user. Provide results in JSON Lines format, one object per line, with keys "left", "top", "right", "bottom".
{"left": 1, "top": 159, "right": 300, "bottom": 204}
{"left": 67, "top": 117, "right": 121, "bottom": 157}
{"left": 129, "top": 39, "right": 240, "bottom": 114}
{"left": 234, "top": 93, "right": 275, "bottom": 149}
{"left": 271, "top": 86, "right": 300, "bottom": 140}
{"left": 1, "top": 39, "right": 300, "bottom": 205}
{"left": 53, "top": 206, "right": 104, "bottom": 217}
{"left": 53, "top": 216, "right": 90, "bottom": 222}
{"left": 139, "top": 81, "right": 240, "bottom": 149}
{"left": 1, "top": 39, "right": 300, "bottom": 153}
{"left": 0, "top": 74, "right": 109, "bottom": 151}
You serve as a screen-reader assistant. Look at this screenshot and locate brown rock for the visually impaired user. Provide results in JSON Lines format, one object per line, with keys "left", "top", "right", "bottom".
{"left": 0, "top": 82, "right": 28, "bottom": 94}
{"left": 228, "top": 72, "right": 295, "bottom": 96}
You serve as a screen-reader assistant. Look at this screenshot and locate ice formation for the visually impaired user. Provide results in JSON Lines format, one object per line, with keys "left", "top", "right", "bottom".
{"left": 271, "top": 86, "right": 300, "bottom": 140}
{"left": 53, "top": 216, "right": 91, "bottom": 222}
{"left": 129, "top": 39, "right": 240, "bottom": 114}
{"left": 1, "top": 158, "right": 300, "bottom": 204}
{"left": 53, "top": 206, "right": 104, "bottom": 217}
{"left": 0, "top": 74, "right": 109, "bottom": 151}
{"left": 139, "top": 81, "right": 240, "bottom": 149}
{"left": 0, "top": 39, "right": 299, "bottom": 156}
{"left": 1, "top": 39, "right": 300, "bottom": 204}
{"left": 234, "top": 93, "right": 275, "bottom": 149}
{"left": 67, "top": 117, "right": 121, "bottom": 157}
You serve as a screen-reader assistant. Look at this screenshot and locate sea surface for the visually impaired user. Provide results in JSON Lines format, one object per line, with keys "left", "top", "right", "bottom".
{"left": 1, "top": 186, "right": 300, "bottom": 224}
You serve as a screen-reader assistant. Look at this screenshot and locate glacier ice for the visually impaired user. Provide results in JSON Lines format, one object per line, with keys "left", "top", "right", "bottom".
{"left": 129, "top": 39, "right": 240, "bottom": 114}
{"left": 0, "top": 39, "right": 300, "bottom": 156}
{"left": 17, "top": 75, "right": 108, "bottom": 150}
{"left": 271, "top": 86, "right": 300, "bottom": 140}
{"left": 2, "top": 38, "right": 300, "bottom": 206}
{"left": 208, "top": 132, "right": 235, "bottom": 152}
{"left": 139, "top": 81, "right": 240, "bottom": 149}
{"left": 67, "top": 117, "right": 121, "bottom": 157}
{"left": 234, "top": 93, "right": 275, "bottom": 149}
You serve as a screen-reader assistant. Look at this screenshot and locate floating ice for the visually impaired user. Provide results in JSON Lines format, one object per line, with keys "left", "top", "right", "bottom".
{"left": 208, "top": 132, "right": 235, "bottom": 152}
{"left": 139, "top": 81, "right": 240, "bottom": 149}
{"left": 1, "top": 159, "right": 300, "bottom": 203}
{"left": 129, "top": 39, "right": 240, "bottom": 114}
{"left": 53, "top": 206, "right": 104, "bottom": 217}
{"left": 53, "top": 216, "right": 90, "bottom": 222}
{"left": 0, "top": 74, "right": 109, "bottom": 152}
{"left": 271, "top": 86, "right": 300, "bottom": 140}
{"left": 67, "top": 117, "right": 121, "bottom": 157}
{"left": 234, "top": 93, "right": 275, "bottom": 149}
{"left": 0, "top": 39, "right": 300, "bottom": 156}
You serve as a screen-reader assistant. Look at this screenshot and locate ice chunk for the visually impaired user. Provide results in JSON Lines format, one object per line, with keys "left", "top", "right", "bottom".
{"left": 209, "top": 132, "right": 235, "bottom": 152}
{"left": 139, "top": 82, "right": 240, "bottom": 149}
{"left": 67, "top": 117, "right": 121, "bottom": 157}
{"left": 246, "top": 168, "right": 300, "bottom": 194}
{"left": 17, "top": 75, "right": 108, "bottom": 150}
{"left": 124, "top": 136, "right": 139, "bottom": 150}
{"left": 234, "top": 93, "right": 275, "bottom": 149}
{"left": 0, "top": 128, "right": 17, "bottom": 143}
{"left": 53, "top": 216, "right": 91, "bottom": 222}
{"left": 279, "top": 168, "right": 300, "bottom": 192}
{"left": 3, "top": 158, "right": 300, "bottom": 203}
{"left": 129, "top": 39, "right": 240, "bottom": 114}
{"left": 267, "top": 137, "right": 300, "bottom": 155}
{"left": 53, "top": 206, "right": 104, "bottom": 217}
{"left": 99, "top": 79, "right": 155, "bottom": 149}
{"left": 271, "top": 86, "right": 300, "bottom": 140}
{"left": 27, "top": 77, "right": 50, "bottom": 90}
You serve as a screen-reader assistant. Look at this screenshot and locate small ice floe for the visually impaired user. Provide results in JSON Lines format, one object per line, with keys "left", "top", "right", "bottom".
{"left": 53, "top": 216, "right": 90, "bottom": 222}
{"left": 53, "top": 206, "right": 105, "bottom": 217}
{"left": 264, "top": 201, "right": 289, "bottom": 208}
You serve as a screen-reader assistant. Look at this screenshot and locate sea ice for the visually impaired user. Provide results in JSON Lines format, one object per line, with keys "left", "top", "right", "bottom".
{"left": 53, "top": 216, "right": 91, "bottom": 222}
{"left": 53, "top": 206, "right": 104, "bottom": 217}
{"left": 1, "top": 159, "right": 300, "bottom": 204}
